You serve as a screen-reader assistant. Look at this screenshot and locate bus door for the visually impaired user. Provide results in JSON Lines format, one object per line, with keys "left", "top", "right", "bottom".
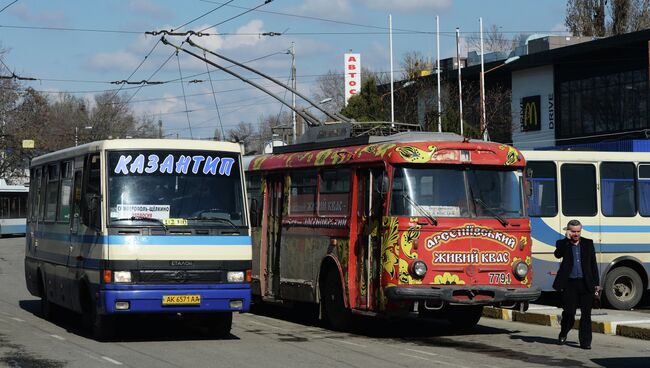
{"left": 266, "top": 174, "right": 284, "bottom": 298}
{"left": 355, "top": 168, "right": 385, "bottom": 309}
{"left": 67, "top": 169, "right": 84, "bottom": 269}
{"left": 558, "top": 162, "right": 601, "bottom": 256}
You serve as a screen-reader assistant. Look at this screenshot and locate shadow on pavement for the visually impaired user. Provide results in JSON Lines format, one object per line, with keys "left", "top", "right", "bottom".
{"left": 19, "top": 299, "right": 241, "bottom": 342}
{"left": 591, "top": 357, "right": 650, "bottom": 368}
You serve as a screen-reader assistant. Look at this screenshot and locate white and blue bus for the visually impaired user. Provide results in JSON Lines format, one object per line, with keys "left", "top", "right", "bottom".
{"left": 523, "top": 150, "right": 650, "bottom": 309}
{"left": 0, "top": 179, "right": 28, "bottom": 236}
{"left": 24, "top": 139, "right": 251, "bottom": 339}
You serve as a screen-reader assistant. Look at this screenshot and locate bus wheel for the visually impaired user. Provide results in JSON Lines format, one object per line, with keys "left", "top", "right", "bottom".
{"left": 321, "top": 270, "right": 351, "bottom": 331}
{"left": 38, "top": 277, "right": 53, "bottom": 320}
{"left": 208, "top": 312, "right": 233, "bottom": 338}
{"left": 82, "top": 295, "right": 115, "bottom": 341}
{"left": 446, "top": 305, "right": 483, "bottom": 330}
{"left": 604, "top": 266, "right": 643, "bottom": 310}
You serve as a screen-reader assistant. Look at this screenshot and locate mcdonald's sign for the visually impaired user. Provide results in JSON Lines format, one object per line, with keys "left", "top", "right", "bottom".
{"left": 520, "top": 95, "right": 541, "bottom": 131}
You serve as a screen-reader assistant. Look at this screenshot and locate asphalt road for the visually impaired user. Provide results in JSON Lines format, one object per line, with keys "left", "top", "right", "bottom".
{"left": 1, "top": 235, "right": 649, "bottom": 368}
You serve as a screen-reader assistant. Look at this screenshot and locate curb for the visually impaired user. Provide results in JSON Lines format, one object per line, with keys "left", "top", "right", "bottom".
{"left": 482, "top": 307, "right": 650, "bottom": 340}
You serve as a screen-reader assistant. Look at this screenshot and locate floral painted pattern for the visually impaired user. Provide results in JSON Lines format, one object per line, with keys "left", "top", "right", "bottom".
{"left": 434, "top": 272, "right": 466, "bottom": 285}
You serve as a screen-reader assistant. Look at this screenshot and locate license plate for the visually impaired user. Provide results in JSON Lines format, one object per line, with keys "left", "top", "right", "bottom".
{"left": 162, "top": 294, "right": 201, "bottom": 305}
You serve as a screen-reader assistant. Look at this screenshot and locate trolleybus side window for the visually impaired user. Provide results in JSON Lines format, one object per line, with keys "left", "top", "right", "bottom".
{"left": 289, "top": 170, "right": 317, "bottom": 215}
{"left": 58, "top": 161, "right": 74, "bottom": 222}
{"left": 638, "top": 164, "right": 650, "bottom": 216}
{"left": 246, "top": 173, "right": 263, "bottom": 227}
{"left": 526, "top": 161, "right": 558, "bottom": 217}
{"left": 45, "top": 164, "right": 60, "bottom": 222}
{"left": 600, "top": 162, "right": 636, "bottom": 217}
{"left": 319, "top": 169, "right": 350, "bottom": 216}
{"left": 561, "top": 163, "right": 597, "bottom": 216}
{"left": 38, "top": 167, "right": 46, "bottom": 221}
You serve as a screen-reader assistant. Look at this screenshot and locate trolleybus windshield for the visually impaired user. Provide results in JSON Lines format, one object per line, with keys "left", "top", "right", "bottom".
{"left": 391, "top": 166, "right": 525, "bottom": 219}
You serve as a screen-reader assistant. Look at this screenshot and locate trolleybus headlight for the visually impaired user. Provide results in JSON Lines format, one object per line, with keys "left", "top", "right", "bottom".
{"left": 113, "top": 271, "right": 132, "bottom": 283}
{"left": 410, "top": 260, "right": 428, "bottom": 278}
{"left": 512, "top": 261, "right": 529, "bottom": 280}
{"left": 227, "top": 271, "right": 245, "bottom": 283}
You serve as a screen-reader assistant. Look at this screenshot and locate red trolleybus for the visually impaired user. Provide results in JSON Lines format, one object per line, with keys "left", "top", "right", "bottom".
{"left": 245, "top": 129, "right": 540, "bottom": 329}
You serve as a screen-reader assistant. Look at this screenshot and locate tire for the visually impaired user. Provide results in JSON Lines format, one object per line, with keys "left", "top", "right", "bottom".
{"left": 446, "top": 305, "right": 483, "bottom": 330}
{"left": 208, "top": 312, "right": 233, "bottom": 338}
{"left": 81, "top": 292, "right": 115, "bottom": 341}
{"left": 39, "top": 277, "right": 53, "bottom": 320}
{"left": 321, "top": 270, "right": 351, "bottom": 331}
{"left": 604, "top": 266, "right": 643, "bottom": 310}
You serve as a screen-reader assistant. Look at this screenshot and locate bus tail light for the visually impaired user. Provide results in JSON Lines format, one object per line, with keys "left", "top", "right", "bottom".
{"left": 103, "top": 270, "right": 112, "bottom": 284}
{"left": 512, "top": 261, "right": 529, "bottom": 280}
{"left": 245, "top": 269, "right": 252, "bottom": 282}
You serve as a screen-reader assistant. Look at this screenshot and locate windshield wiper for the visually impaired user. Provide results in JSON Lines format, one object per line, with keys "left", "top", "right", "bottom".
{"left": 473, "top": 198, "right": 509, "bottom": 227}
{"left": 186, "top": 216, "right": 239, "bottom": 230}
{"left": 111, "top": 216, "right": 168, "bottom": 230}
{"left": 402, "top": 193, "right": 437, "bottom": 225}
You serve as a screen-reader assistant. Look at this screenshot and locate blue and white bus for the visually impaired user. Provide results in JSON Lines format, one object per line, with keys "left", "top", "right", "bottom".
{"left": 24, "top": 139, "right": 251, "bottom": 339}
{"left": 524, "top": 150, "right": 650, "bottom": 310}
{"left": 0, "top": 179, "right": 28, "bottom": 236}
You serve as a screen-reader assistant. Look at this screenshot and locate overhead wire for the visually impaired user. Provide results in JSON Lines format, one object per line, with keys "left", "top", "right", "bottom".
{"left": 0, "top": 0, "right": 18, "bottom": 14}
{"left": 173, "top": 0, "right": 236, "bottom": 32}
{"left": 199, "top": 0, "right": 274, "bottom": 33}
{"left": 203, "top": 50, "right": 225, "bottom": 138}
{"left": 174, "top": 46, "right": 193, "bottom": 138}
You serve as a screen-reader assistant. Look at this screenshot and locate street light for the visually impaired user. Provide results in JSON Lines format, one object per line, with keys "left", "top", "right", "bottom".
{"left": 479, "top": 55, "right": 519, "bottom": 141}
{"left": 74, "top": 126, "right": 93, "bottom": 146}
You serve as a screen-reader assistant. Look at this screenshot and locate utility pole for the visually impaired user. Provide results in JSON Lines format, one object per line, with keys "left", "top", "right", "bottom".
{"left": 158, "top": 119, "right": 163, "bottom": 138}
{"left": 289, "top": 42, "right": 296, "bottom": 144}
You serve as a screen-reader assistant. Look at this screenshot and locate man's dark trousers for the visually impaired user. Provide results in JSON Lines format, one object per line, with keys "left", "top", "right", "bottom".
{"left": 560, "top": 278, "right": 593, "bottom": 347}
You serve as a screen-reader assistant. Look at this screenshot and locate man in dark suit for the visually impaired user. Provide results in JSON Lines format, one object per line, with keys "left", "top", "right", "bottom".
{"left": 553, "top": 219, "right": 600, "bottom": 349}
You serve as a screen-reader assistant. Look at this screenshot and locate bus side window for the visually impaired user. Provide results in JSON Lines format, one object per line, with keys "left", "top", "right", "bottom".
{"left": 561, "top": 163, "right": 597, "bottom": 216}
{"left": 44, "top": 164, "right": 60, "bottom": 222}
{"left": 526, "top": 161, "right": 557, "bottom": 217}
{"left": 638, "top": 164, "right": 650, "bottom": 216}
{"left": 601, "top": 162, "right": 636, "bottom": 217}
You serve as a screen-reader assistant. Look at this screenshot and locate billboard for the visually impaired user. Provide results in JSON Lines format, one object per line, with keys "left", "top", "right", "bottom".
{"left": 344, "top": 53, "right": 361, "bottom": 105}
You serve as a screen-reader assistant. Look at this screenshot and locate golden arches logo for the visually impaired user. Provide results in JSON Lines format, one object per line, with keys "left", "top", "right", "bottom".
{"left": 523, "top": 101, "right": 537, "bottom": 127}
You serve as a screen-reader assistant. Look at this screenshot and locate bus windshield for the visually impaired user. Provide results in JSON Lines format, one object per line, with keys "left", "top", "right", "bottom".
{"left": 107, "top": 150, "right": 246, "bottom": 227}
{"left": 391, "top": 166, "right": 524, "bottom": 219}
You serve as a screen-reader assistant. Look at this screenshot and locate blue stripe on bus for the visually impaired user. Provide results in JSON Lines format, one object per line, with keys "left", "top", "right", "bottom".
{"left": 531, "top": 218, "right": 650, "bottom": 253}
{"left": 107, "top": 235, "right": 251, "bottom": 246}
{"left": 0, "top": 224, "right": 26, "bottom": 234}
{"left": 583, "top": 225, "right": 650, "bottom": 233}
{"left": 33, "top": 231, "right": 251, "bottom": 246}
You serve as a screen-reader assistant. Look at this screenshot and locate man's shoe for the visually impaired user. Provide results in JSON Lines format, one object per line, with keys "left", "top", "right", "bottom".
{"left": 558, "top": 334, "right": 567, "bottom": 345}
{"left": 580, "top": 345, "right": 591, "bottom": 350}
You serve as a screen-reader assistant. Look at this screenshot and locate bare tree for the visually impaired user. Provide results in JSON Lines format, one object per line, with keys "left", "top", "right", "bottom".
{"left": 566, "top": 0, "right": 607, "bottom": 36}
{"left": 566, "top": 0, "right": 650, "bottom": 36}
{"left": 467, "top": 25, "right": 515, "bottom": 53}
{"left": 400, "top": 51, "right": 434, "bottom": 80}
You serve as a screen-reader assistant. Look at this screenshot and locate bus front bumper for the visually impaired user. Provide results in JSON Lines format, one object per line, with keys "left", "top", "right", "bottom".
{"left": 101, "top": 284, "right": 251, "bottom": 314}
{"left": 385, "top": 285, "right": 541, "bottom": 305}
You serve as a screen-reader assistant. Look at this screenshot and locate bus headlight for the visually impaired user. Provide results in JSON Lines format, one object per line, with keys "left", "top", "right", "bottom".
{"left": 512, "top": 261, "right": 529, "bottom": 280}
{"left": 113, "top": 271, "right": 132, "bottom": 283}
{"left": 410, "top": 260, "right": 428, "bottom": 278}
{"left": 227, "top": 271, "right": 245, "bottom": 283}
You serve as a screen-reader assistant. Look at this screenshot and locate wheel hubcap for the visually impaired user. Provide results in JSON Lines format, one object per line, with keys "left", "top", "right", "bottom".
{"left": 613, "top": 276, "right": 634, "bottom": 301}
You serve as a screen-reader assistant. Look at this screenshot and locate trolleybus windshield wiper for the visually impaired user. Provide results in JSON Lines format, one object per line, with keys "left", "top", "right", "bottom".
{"left": 473, "top": 198, "right": 509, "bottom": 227}
{"left": 111, "top": 216, "right": 168, "bottom": 230}
{"left": 186, "top": 216, "right": 239, "bottom": 230}
{"left": 402, "top": 193, "right": 437, "bottom": 225}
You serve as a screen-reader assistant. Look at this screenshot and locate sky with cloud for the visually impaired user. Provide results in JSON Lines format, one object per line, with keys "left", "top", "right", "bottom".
{"left": 0, "top": 0, "right": 568, "bottom": 139}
